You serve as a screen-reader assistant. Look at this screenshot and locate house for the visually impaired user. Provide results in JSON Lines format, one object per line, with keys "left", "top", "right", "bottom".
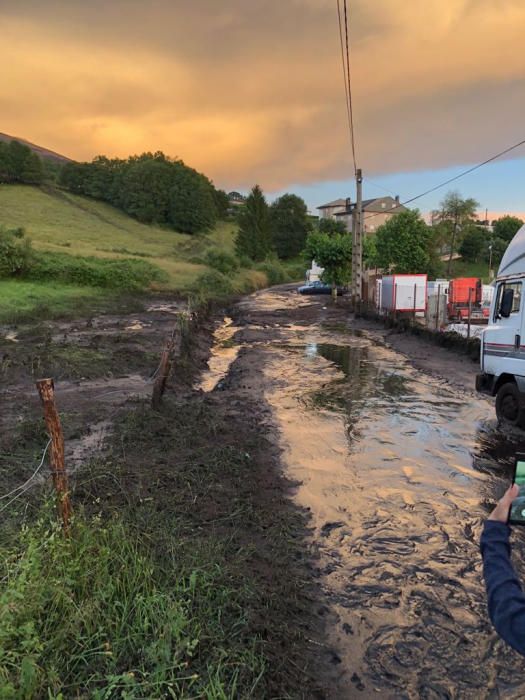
{"left": 317, "top": 198, "right": 350, "bottom": 220}
{"left": 317, "top": 195, "right": 406, "bottom": 234}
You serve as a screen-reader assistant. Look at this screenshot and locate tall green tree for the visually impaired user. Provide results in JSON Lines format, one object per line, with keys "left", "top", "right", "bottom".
{"left": 270, "top": 194, "right": 311, "bottom": 259}
{"left": 458, "top": 225, "right": 486, "bottom": 262}
{"left": 235, "top": 185, "right": 272, "bottom": 261}
{"left": 492, "top": 215, "right": 523, "bottom": 243}
{"left": 318, "top": 218, "right": 347, "bottom": 236}
{"left": 121, "top": 159, "right": 173, "bottom": 224}
{"left": 169, "top": 164, "right": 217, "bottom": 233}
{"left": 375, "top": 209, "right": 433, "bottom": 274}
{"left": 213, "top": 189, "right": 230, "bottom": 219}
{"left": 431, "top": 191, "right": 479, "bottom": 275}
{"left": 304, "top": 232, "right": 352, "bottom": 288}
{"left": 0, "top": 140, "right": 43, "bottom": 184}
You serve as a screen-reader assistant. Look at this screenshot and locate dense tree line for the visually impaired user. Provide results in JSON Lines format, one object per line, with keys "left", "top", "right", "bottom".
{"left": 0, "top": 140, "right": 44, "bottom": 185}
{"left": 60, "top": 152, "right": 228, "bottom": 234}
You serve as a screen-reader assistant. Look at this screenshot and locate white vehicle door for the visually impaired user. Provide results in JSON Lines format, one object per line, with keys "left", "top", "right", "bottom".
{"left": 484, "top": 280, "right": 523, "bottom": 376}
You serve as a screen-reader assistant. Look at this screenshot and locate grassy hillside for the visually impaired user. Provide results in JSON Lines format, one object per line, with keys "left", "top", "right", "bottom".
{"left": 448, "top": 259, "right": 493, "bottom": 283}
{"left": 0, "top": 185, "right": 267, "bottom": 321}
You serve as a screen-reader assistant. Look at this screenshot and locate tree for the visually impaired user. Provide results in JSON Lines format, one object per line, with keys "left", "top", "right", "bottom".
{"left": 235, "top": 185, "right": 272, "bottom": 261}
{"left": 121, "top": 159, "right": 173, "bottom": 224}
{"left": 431, "top": 191, "right": 479, "bottom": 275}
{"left": 0, "top": 140, "right": 43, "bottom": 184}
{"left": 304, "top": 231, "right": 352, "bottom": 288}
{"left": 213, "top": 189, "right": 230, "bottom": 219}
{"left": 269, "top": 194, "right": 311, "bottom": 259}
{"left": 318, "top": 218, "right": 347, "bottom": 236}
{"left": 169, "top": 164, "right": 217, "bottom": 233}
{"left": 492, "top": 216, "right": 523, "bottom": 244}
{"left": 59, "top": 152, "right": 218, "bottom": 234}
{"left": 363, "top": 234, "right": 378, "bottom": 269}
{"left": 458, "top": 225, "right": 486, "bottom": 262}
{"left": 375, "top": 209, "right": 433, "bottom": 274}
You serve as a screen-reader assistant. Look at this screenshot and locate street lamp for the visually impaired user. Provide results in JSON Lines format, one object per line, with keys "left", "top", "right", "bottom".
{"left": 488, "top": 244, "right": 493, "bottom": 280}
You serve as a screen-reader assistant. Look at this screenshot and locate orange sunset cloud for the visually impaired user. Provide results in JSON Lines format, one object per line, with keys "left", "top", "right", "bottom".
{"left": 1, "top": 0, "right": 524, "bottom": 189}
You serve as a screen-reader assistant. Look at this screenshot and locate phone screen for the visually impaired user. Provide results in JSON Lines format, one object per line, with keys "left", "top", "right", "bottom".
{"left": 509, "top": 457, "right": 525, "bottom": 525}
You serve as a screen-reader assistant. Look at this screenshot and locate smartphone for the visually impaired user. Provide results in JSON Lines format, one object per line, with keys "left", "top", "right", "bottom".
{"left": 509, "top": 453, "right": 525, "bottom": 526}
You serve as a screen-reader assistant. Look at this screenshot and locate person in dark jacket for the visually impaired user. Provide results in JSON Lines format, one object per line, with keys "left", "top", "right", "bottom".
{"left": 480, "top": 483, "right": 525, "bottom": 655}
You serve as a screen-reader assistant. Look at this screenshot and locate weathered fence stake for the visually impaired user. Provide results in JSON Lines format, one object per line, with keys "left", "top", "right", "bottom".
{"left": 467, "top": 287, "right": 472, "bottom": 340}
{"left": 151, "top": 337, "right": 175, "bottom": 410}
{"left": 35, "top": 378, "right": 72, "bottom": 535}
{"left": 436, "top": 284, "right": 441, "bottom": 330}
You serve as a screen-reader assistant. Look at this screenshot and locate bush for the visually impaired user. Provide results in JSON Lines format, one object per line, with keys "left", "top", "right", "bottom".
{"left": 0, "top": 226, "right": 34, "bottom": 277}
{"left": 256, "top": 259, "right": 288, "bottom": 286}
{"left": 204, "top": 249, "right": 239, "bottom": 275}
{"left": 28, "top": 252, "right": 167, "bottom": 290}
{"left": 193, "top": 269, "right": 235, "bottom": 300}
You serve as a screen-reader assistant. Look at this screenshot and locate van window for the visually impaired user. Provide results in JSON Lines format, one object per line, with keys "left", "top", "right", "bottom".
{"left": 494, "top": 281, "right": 522, "bottom": 320}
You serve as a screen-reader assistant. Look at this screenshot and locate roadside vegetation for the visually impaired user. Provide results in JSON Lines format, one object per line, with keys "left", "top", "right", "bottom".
{"left": 0, "top": 141, "right": 310, "bottom": 322}
{"left": 0, "top": 361, "right": 318, "bottom": 698}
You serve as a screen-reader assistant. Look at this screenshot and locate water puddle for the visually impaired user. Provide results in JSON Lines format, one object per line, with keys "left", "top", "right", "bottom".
{"left": 198, "top": 317, "right": 241, "bottom": 392}
{"left": 261, "top": 336, "right": 525, "bottom": 697}
{"left": 225, "top": 287, "right": 525, "bottom": 698}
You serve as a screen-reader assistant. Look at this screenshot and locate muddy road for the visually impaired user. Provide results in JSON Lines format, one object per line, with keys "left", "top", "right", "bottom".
{"left": 203, "top": 286, "right": 525, "bottom": 699}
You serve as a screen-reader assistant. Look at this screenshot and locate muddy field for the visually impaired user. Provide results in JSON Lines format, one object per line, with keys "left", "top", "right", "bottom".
{"left": 3, "top": 286, "right": 525, "bottom": 698}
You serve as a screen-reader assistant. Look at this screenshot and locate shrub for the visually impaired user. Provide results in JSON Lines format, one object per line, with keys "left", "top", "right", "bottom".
{"left": 28, "top": 252, "right": 167, "bottom": 290}
{"left": 0, "top": 226, "right": 34, "bottom": 277}
{"left": 193, "top": 269, "right": 235, "bottom": 300}
{"left": 256, "top": 259, "right": 288, "bottom": 286}
{"left": 204, "top": 249, "right": 239, "bottom": 275}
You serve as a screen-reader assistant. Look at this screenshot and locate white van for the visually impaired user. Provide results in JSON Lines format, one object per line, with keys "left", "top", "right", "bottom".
{"left": 477, "top": 225, "right": 525, "bottom": 426}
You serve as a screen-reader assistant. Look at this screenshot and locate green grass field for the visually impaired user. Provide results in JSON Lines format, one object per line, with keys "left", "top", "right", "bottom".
{"left": 0, "top": 185, "right": 263, "bottom": 321}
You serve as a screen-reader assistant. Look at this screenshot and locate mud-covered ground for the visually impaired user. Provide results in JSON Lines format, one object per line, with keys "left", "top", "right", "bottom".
{"left": 3, "top": 286, "right": 525, "bottom": 698}
{"left": 209, "top": 286, "right": 525, "bottom": 699}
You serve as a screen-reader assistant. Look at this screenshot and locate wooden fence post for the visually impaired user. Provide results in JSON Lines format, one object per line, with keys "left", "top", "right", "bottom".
{"left": 436, "top": 285, "right": 441, "bottom": 330}
{"left": 151, "top": 337, "right": 175, "bottom": 410}
{"left": 467, "top": 287, "right": 472, "bottom": 340}
{"left": 36, "top": 378, "right": 72, "bottom": 535}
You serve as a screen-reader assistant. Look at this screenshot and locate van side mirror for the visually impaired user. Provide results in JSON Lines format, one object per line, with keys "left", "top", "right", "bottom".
{"left": 500, "top": 288, "right": 514, "bottom": 318}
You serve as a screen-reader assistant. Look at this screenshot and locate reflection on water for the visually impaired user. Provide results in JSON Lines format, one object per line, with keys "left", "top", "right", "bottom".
{"left": 198, "top": 317, "right": 241, "bottom": 392}
{"left": 254, "top": 316, "right": 525, "bottom": 697}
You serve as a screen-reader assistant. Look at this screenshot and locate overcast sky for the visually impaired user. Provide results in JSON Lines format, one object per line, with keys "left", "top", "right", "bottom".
{"left": 1, "top": 0, "right": 524, "bottom": 213}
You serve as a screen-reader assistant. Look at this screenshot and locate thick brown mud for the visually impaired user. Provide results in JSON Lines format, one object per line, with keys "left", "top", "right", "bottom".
{"left": 201, "top": 286, "right": 525, "bottom": 699}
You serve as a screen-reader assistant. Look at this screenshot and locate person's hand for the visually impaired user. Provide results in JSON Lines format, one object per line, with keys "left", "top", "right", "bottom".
{"left": 489, "top": 484, "right": 520, "bottom": 523}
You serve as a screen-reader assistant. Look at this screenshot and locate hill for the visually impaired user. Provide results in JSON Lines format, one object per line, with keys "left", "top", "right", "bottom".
{"left": 0, "top": 185, "right": 268, "bottom": 322}
{"left": 0, "top": 133, "right": 72, "bottom": 164}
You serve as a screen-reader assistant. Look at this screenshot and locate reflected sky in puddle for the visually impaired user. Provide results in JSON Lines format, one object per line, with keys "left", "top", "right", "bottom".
{"left": 260, "top": 331, "right": 525, "bottom": 697}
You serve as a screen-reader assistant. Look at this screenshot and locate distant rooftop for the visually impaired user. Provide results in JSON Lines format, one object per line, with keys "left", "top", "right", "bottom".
{"left": 317, "top": 198, "right": 348, "bottom": 209}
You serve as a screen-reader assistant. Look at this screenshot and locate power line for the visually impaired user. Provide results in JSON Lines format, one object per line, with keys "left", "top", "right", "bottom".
{"left": 364, "top": 136, "right": 525, "bottom": 222}
{"left": 336, "top": 0, "right": 352, "bottom": 166}
{"left": 336, "top": 0, "right": 357, "bottom": 175}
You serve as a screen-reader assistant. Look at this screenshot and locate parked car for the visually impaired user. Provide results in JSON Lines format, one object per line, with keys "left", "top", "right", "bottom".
{"left": 297, "top": 281, "right": 345, "bottom": 295}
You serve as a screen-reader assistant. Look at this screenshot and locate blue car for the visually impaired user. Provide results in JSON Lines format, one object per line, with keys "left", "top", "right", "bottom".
{"left": 297, "top": 281, "right": 345, "bottom": 295}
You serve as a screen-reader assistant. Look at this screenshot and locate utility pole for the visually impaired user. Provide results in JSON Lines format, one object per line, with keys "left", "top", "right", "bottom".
{"left": 352, "top": 168, "right": 363, "bottom": 307}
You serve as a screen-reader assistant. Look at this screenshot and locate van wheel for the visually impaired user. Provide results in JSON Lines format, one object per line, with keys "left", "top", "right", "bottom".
{"left": 495, "top": 382, "right": 525, "bottom": 428}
